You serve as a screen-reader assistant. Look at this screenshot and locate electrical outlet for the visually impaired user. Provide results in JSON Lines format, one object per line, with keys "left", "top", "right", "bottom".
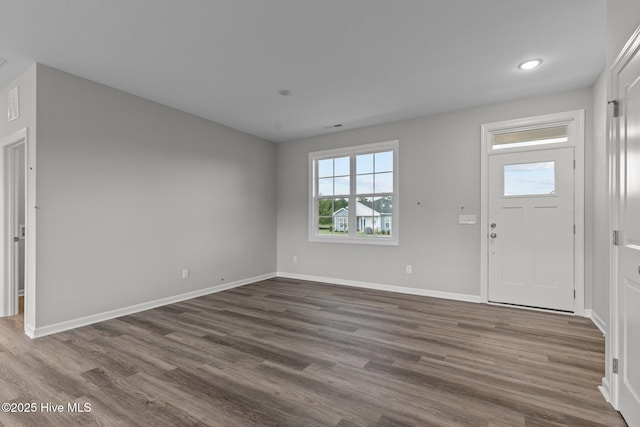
{"left": 406, "top": 265, "right": 412, "bottom": 274}
{"left": 182, "top": 269, "right": 189, "bottom": 279}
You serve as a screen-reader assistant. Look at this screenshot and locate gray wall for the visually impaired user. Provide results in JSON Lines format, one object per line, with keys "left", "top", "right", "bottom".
{"left": 277, "top": 87, "right": 593, "bottom": 299}
{"left": 34, "top": 65, "right": 277, "bottom": 327}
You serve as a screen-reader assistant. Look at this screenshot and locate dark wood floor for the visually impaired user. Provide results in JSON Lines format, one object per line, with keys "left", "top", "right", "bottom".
{"left": 0, "top": 278, "right": 626, "bottom": 426}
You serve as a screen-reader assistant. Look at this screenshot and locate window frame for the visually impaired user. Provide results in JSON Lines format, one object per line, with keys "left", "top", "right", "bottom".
{"left": 308, "top": 140, "right": 399, "bottom": 246}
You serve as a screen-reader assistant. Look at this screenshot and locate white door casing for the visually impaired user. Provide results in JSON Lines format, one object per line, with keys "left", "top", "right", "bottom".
{"left": 480, "top": 110, "right": 585, "bottom": 314}
{"left": 611, "top": 24, "right": 640, "bottom": 425}
{"left": 0, "top": 131, "right": 26, "bottom": 318}
{"left": 0, "top": 127, "right": 36, "bottom": 339}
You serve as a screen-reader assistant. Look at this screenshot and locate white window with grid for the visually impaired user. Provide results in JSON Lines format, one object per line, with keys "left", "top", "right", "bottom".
{"left": 309, "top": 140, "right": 399, "bottom": 245}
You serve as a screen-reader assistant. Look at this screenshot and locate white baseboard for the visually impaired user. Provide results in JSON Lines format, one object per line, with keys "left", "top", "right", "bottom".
{"left": 599, "top": 377, "right": 611, "bottom": 403}
{"left": 28, "top": 272, "right": 276, "bottom": 339}
{"left": 24, "top": 323, "right": 35, "bottom": 338}
{"left": 585, "top": 309, "right": 607, "bottom": 335}
{"left": 276, "top": 272, "right": 482, "bottom": 303}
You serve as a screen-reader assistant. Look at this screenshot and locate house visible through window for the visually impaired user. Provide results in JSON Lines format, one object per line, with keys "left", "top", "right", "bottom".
{"left": 309, "top": 141, "right": 398, "bottom": 245}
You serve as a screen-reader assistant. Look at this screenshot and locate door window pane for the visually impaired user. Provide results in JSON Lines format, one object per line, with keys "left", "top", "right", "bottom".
{"left": 504, "top": 161, "right": 556, "bottom": 196}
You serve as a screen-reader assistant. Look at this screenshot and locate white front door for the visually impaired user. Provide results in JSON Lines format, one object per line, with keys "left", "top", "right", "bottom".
{"left": 488, "top": 147, "right": 575, "bottom": 311}
{"left": 613, "top": 29, "right": 640, "bottom": 426}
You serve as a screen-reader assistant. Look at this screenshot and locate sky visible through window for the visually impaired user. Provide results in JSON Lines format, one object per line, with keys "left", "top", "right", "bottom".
{"left": 317, "top": 151, "right": 393, "bottom": 197}
{"left": 356, "top": 151, "right": 393, "bottom": 194}
{"left": 503, "top": 161, "right": 556, "bottom": 196}
{"left": 318, "top": 156, "right": 350, "bottom": 196}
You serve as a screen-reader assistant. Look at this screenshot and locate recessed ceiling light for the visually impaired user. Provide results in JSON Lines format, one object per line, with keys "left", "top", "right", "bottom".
{"left": 277, "top": 89, "right": 293, "bottom": 96}
{"left": 518, "top": 59, "right": 543, "bottom": 70}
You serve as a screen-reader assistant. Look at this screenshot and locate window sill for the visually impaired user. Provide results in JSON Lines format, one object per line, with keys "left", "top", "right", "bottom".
{"left": 309, "top": 235, "right": 398, "bottom": 246}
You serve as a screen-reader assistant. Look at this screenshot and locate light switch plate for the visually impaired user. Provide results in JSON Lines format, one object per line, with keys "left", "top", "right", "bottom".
{"left": 459, "top": 214, "right": 477, "bottom": 225}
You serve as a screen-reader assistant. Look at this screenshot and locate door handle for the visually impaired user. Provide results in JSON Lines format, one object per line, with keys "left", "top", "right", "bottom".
{"left": 490, "top": 233, "right": 497, "bottom": 239}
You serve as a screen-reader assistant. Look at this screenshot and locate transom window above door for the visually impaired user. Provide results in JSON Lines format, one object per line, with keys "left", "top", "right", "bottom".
{"left": 492, "top": 125, "right": 568, "bottom": 152}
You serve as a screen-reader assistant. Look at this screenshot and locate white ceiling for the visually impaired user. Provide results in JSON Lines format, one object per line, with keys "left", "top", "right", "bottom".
{"left": 0, "top": 0, "right": 606, "bottom": 142}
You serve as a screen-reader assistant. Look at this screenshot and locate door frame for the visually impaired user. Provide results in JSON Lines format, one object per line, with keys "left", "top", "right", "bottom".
{"left": 608, "top": 23, "right": 640, "bottom": 412}
{"left": 480, "top": 110, "right": 585, "bottom": 315}
{"left": 0, "top": 128, "right": 35, "bottom": 335}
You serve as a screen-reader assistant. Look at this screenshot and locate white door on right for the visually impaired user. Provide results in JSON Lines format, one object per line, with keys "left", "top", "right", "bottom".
{"left": 488, "top": 147, "right": 575, "bottom": 311}
{"left": 614, "top": 29, "right": 640, "bottom": 426}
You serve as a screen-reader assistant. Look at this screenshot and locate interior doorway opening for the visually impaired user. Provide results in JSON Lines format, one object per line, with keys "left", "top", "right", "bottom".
{"left": 0, "top": 129, "right": 29, "bottom": 331}
{"left": 12, "top": 143, "right": 26, "bottom": 321}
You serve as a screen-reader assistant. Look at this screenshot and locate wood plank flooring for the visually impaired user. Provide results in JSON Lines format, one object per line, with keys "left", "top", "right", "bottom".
{"left": 0, "top": 278, "right": 626, "bottom": 426}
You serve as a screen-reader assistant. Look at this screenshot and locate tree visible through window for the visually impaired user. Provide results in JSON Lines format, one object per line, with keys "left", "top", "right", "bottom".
{"left": 309, "top": 141, "right": 398, "bottom": 245}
